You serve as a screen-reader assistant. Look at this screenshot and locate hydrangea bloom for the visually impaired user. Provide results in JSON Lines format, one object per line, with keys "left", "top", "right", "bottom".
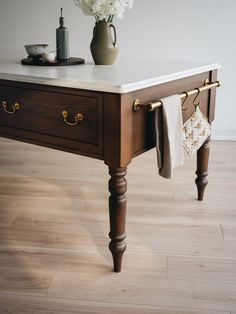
{"left": 74, "top": 0, "right": 134, "bottom": 22}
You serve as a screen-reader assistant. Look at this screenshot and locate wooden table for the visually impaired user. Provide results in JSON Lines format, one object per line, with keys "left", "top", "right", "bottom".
{"left": 0, "top": 50, "right": 220, "bottom": 272}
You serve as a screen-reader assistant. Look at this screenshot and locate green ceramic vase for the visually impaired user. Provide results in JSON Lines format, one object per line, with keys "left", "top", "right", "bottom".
{"left": 90, "top": 21, "right": 118, "bottom": 65}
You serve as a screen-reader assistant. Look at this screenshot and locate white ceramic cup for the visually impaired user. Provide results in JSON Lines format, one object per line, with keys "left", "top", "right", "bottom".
{"left": 43, "top": 52, "right": 56, "bottom": 63}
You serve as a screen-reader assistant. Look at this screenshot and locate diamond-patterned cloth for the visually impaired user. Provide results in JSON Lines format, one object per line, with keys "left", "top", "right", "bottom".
{"left": 183, "top": 106, "right": 211, "bottom": 156}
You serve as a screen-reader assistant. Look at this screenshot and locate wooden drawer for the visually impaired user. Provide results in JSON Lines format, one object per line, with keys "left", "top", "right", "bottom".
{"left": 0, "top": 85, "right": 103, "bottom": 157}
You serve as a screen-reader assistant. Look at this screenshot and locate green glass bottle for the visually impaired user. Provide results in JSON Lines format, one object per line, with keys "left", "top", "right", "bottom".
{"left": 56, "top": 8, "right": 70, "bottom": 60}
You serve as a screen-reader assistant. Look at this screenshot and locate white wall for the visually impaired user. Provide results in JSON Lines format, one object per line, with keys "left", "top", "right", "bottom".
{"left": 0, "top": 0, "right": 235, "bottom": 140}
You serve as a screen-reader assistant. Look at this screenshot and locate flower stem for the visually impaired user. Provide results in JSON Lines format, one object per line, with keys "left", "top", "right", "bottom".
{"left": 108, "top": 14, "right": 113, "bottom": 22}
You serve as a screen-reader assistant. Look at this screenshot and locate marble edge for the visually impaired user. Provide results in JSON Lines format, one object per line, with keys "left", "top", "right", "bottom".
{"left": 0, "top": 63, "right": 221, "bottom": 94}
{"left": 0, "top": 72, "right": 121, "bottom": 94}
{"left": 118, "top": 63, "right": 222, "bottom": 93}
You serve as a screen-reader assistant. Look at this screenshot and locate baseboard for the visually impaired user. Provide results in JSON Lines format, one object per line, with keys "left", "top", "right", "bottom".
{"left": 211, "top": 128, "right": 236, "bottom": 141}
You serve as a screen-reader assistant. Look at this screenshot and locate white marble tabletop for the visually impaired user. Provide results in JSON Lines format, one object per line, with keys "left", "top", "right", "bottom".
{"left": 0, "top": 49, "right": 220, "bottom": 94}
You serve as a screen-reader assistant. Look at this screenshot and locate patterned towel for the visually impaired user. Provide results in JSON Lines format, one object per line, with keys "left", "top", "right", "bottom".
{"left": 183, "top": 106, "right": 211, "bottom": 156}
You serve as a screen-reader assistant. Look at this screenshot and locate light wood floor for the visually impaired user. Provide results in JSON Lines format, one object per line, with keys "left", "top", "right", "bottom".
{"left": 0, "top": 138, "right": 235, "bottom": 314}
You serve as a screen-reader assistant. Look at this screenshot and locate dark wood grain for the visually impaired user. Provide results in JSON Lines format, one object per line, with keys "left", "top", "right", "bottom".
{"left": 0, "top": 83, "right": 103, "bottom": 157}
{"left": 195, "top": 136, "right": 211, "bottom": 201}
{"left": 21, "top": 57, "right": 85, "bottom": 66}
{"left": 0, "top": 124, "right": 103, "bottom": 159}
{"left": 208, "top": 70, "right": 218, "bottom": 123}
{"left": 108, "top": 167, "right": 127, "bottom": 272}
{"left": 0, "top": 79, "right": 101, "bottom": 98}
{"left": 0, "top": 85, "right": 102, "bottom": 145}
{"left": 103, "top": 93, "right": 132, "bottom": 168}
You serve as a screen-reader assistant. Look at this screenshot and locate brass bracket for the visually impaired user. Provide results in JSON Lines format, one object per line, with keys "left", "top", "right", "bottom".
{"left": 133, "top": 99, "right": 143, "bottom": 111}
{"left": 133, "top": 99, "right": 161, "bottom": 112}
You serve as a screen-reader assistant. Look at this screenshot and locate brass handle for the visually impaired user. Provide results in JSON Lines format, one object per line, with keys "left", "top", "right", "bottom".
{"left": 61, "top": 110, "right": 84, "bottom": 126}
{"left": 2, "top": 101, "right": 20, "bottom": 114}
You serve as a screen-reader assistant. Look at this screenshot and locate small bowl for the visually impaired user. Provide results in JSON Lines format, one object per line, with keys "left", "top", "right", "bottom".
{"left": 42, "top": 51, "right": 56, "bottom": 63}
{"left": 24, "top": 44, "right": 48, "bottom": 58}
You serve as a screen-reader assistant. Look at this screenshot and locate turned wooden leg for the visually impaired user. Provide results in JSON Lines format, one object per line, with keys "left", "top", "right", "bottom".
{"left": 195, "top": 136, "right": 211, "bottom": 201}
{"left": 108, "top": 167, "right": 127, "bottom": 273}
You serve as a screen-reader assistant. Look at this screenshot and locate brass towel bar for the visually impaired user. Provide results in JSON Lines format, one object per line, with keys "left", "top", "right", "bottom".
{"left": 133, "top": 79, "right": 221, "bottom": 112}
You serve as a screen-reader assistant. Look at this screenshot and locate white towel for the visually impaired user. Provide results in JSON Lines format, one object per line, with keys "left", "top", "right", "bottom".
{"left": 155, "top": 94, "right": 184, "bottom": 178}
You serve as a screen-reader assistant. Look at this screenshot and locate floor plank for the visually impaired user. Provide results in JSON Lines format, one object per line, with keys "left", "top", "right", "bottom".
{"left": 0, "top": 294, "right": 229, "bottom": 314}
{"left": 168, "top": 256, "right": 236, "bottom": 283}
{"left": 47, "top": 268, "right": 236, "bottom": 312}
{"left": 221, "top": 223, "right": 236, "bottom": 240}
{"left": 0, "top": 246, "right": 167, "bottom": 277}
{"left": 0, "top": 266, "right": 54, "bottom": 296}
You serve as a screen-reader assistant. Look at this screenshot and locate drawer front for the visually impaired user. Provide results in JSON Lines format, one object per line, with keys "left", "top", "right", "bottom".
{"left": 0, "top": 85, "right": 103, "bottom": 150}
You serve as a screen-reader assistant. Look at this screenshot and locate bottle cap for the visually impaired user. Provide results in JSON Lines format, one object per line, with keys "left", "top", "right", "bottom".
{"left": 59, "top": 8, "right": 64, "bottom": 27}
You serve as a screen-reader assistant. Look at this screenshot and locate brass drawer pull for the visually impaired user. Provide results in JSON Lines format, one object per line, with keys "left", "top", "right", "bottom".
{"left": 2, "top": 101, "right": 20, "bottom": 114}
{"left": 61, "top": 110, "right": 84, "bottom": 126}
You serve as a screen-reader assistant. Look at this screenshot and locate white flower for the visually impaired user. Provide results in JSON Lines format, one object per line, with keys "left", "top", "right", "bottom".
{"left": 74, "top": 0, "right": 134, "bottom": 21}
{"left": 74, "top": 0, "right": 94, "bottom": 16}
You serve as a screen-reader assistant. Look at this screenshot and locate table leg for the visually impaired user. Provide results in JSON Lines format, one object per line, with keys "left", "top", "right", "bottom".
{"left": 108, "top": 167, "right": 127, "bottom": 273}
{"left": 195, "top": 136, "right": 211, "bottom": 201}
